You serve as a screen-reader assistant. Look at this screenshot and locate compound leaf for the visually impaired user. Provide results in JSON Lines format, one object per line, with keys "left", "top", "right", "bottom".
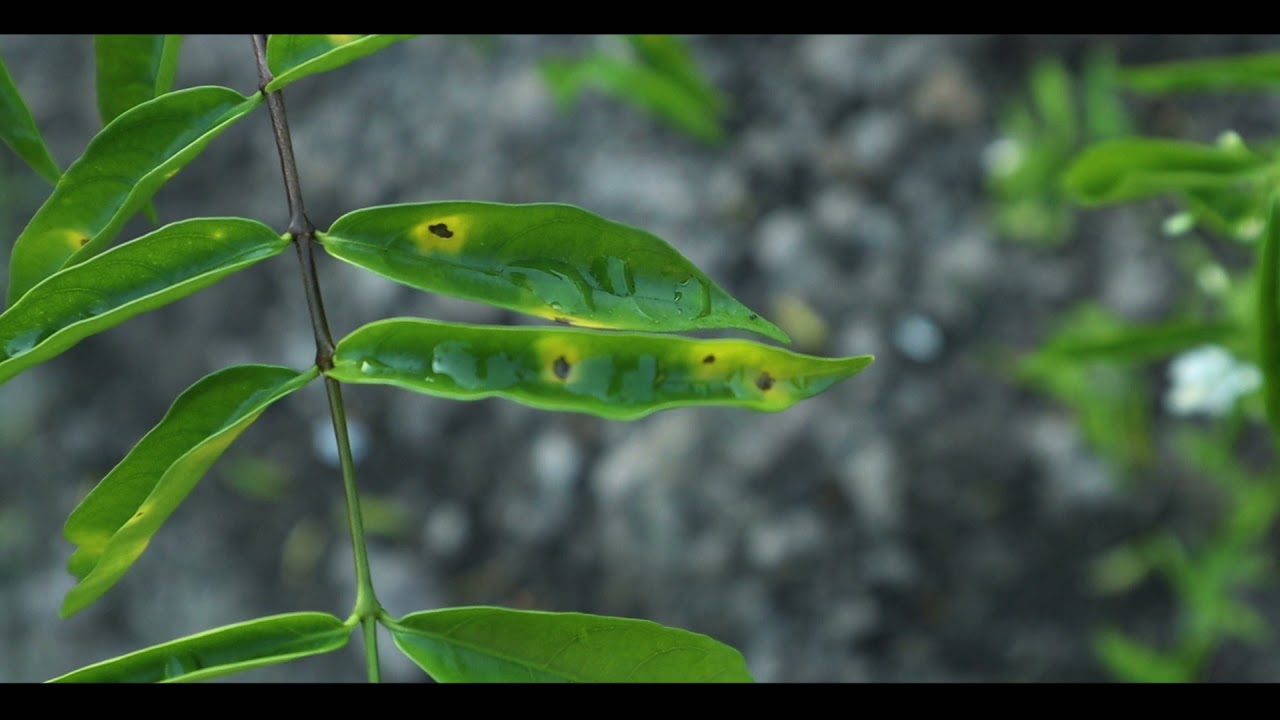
{"left": 387, "top": 607, "right": 753, "bottom": 683}
{"left": 1064, "top": 137, "right": 1270, "bottom": 206}
{"left": 0, "top": 218, "right": 288, "bottom": 387}
{"left": 95, "top": 35, "right": 184, "bottom": 127}
{"left": 319, "top": 202, "right": 788, "bottom": 343}
{"left": 264, "top": 34, "right": 414, "bottom": 91}
{"left": 0, "top": 54, "right": 60, "bottom": 184}
{"left": 61, "top": 364, "right": 319, "bottom": 617}
{"left": 327, "top": 318, "right": 871, "bottom": 420}
{"left": 6, "top": 86, "right": 262, "bottom": 306}
{"left": 50, "top": 612, "right": 351, "bottom": 683}
{"left": 1121, "top": 50, "right": 1280, "bottom": 94}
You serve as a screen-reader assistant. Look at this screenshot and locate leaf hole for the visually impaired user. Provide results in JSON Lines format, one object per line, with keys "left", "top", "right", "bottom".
{"left": 756, "top": 371, "right": 775, "bottom": 391}
{"left": 553, "top": 356, "right": 571, "bottom": 380}
{"left": 428, "top": 223, "right": 454, "bottom": 239}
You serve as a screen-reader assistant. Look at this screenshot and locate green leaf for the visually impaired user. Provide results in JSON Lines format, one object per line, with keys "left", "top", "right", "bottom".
{"left": 541, "top": 53, "right": 723, "bottom": 143}
{"left": 6, "top": 86, "right": 262, "bottom": 307}
{"left": 1257, "top": 193, "right": 1280, "bottom": 437}
{"left": 1183, "top": 183, "right": 1271, "bottom": 242}
{"left": 387, "top": 607, "right": 753, "bottom": 682}
{"left": 1030, "top": 58, "right": 1076, "bottom": 146}
{"left": 1063, "top": 138, "right": 1270, "bottom": 206}
{"left": 319, "top": 201, "right": 788, "bottom": 343}
{"left": 624, "top": 34, "right": 727, "bottom": 115}
{"left": 1093, "top": 628, "right": 1196, "bottom": 683}
{"left": 264, "top": 34, "right": 415, "bottom": 92}
{"left": 94, "top": 34, "right": 183, "bottom": 226}
{"left": 95, "top": 35, "right": 184, "bottom": 127}
{"left": 0, "top": 54, "right": 61, "bottom": 184}
{"left": 327, "top": 318, "right": 871, "bottom": 421}
{"left": 1121, "top": 50, "right": 1280, "bottom": 94}
{"left": 61, "top": 364, "right": 319, "bottom": 617}
{"left": 0, "top": 218, "right": 288, "bottom": 387}
{"left": 1081, "top": 49, "right": 1132, "bottom": 140}
{"left": 1031, "top": 308, "right": 1238, "bottom": 365}
{"left": 50, "top": 612, "right": 351, "bottom": 682}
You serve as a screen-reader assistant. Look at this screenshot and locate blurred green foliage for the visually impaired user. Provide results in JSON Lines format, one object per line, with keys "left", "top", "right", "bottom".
{"left": 998, "top": 45, "right": 1280, "bottom": 682}
{"left": 539, "top": 35, "right": 727, "bottom": 144}
{"left": 986, "top": 51, "right": 1131, "bottom": 245}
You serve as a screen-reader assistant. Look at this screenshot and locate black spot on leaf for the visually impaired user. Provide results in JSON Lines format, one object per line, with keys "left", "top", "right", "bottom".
{"left": 756, "top": 371, "right": 774, "bottom": 391}
{"left": 703, "top": 354, "right": 716, "bottom": 364}
{"left": 428, "top": 223, "right": 454, "bottom": 239}
{"left": 553, "top": 356, "right": 571, "bottom": 379}
{"left": 77, "top": 236, "right": 90, "bottom": 247}
{"left": 748, "top": 313, "right": 758, "bottom": 320}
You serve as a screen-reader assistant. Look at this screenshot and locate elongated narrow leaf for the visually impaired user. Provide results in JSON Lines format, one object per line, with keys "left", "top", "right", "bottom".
{"left": 0, "top": 54, "right": 60, "bottom": 184}
{"left": 625, "top": 34, "right": 728, "bottom": 114}
{"left": 1121, "top": 50, "right": 1280, "bottom": 94}
{"left": 1063, "top": 138, "right": 1270, "bottom": 206}
{"left": 1093, "top": 628, "right": 1193, "bottom": 683}
{"left": 1257, "top": 193, "right": 1280, "bottom": 435}
{"left": 264, "top": 34, "right": 414, "bottom": 92}
{"left": 541, "top": 53, "right": 723, "bottom": 143}
{"left": 51, "top": 612, "right": 351, "bottom": 683}
{"left": 6, "top": 86, "right": 262, "bottom": 306}
{"left": 388, "top": 607, "right": 753, "bottom": 682}
{"left": 328, "top": 318, "right": 870, "bottom": 420}
{"left": 0, "top": 218, "right": 288, "bottom": 387}
{"left": 319, "top": 202, "right": 788, "bottom": 343}
{"left": 95, "top": 35, "right": 184, "bottom": 126}
{"left": 94, "top": 34, "right": 184, "bottom": 225}
{"left": 61, "top": 365, "right": 319, "bottom": 617}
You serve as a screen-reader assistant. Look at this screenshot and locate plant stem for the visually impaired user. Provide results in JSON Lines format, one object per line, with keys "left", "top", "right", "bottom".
{"left": 251, "top": 34, "right": 383, "bottom": 683}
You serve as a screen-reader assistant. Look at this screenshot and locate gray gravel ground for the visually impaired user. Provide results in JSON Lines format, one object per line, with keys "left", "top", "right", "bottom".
{"left": 3, "top": 34, "right": 1280, "bottom": 682}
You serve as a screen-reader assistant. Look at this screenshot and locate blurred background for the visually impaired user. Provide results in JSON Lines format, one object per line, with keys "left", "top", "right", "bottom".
{"left": 2, "top": 34, "right": 1280, "bottom": 682}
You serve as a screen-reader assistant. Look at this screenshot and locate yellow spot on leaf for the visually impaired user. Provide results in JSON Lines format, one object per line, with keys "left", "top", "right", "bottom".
{"left": 533, "top": 336, "right": 585, "bottom": 383}
{"left": 60, "top": 229, "right": 90, "bottom": 250}
{"left": 528, "top": 306, "right": 612, "bottom": 329}
{"left": 410, "top": 214, "right": 467, "bottom": 254}
{"left": 327, "top": 35, "right": 359, "bottom": 46}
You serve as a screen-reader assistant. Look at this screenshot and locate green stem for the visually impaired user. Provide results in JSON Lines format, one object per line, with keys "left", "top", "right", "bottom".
{"left": 324, "top": 374, "right": 383, "bottom": 615}
{"left": 251, "top": 34, "right": 383, "bottom": 682}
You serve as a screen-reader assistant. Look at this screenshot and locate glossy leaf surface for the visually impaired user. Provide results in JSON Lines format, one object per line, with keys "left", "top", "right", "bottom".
{"left": 388, "top": 607, "right": 753, "bottom": 682}
{"left": 320, "top": 202, "right": 788, "bottom": 343}
{"left": 0, "top": 54, "right": 60, "bottom": 184}
{"left": 0, "top": 218, "right": 288, "bottom": 387}
{"left": 51, "top": 612, "right": 350, "bottom": 683}
{"left": 62, "top": 365, "right": 319, "bottom": 617}
{"left": 327, "top": 318, "right": 871, "bottom": 420}
{"left": 264, "top": 34, "right": 414, "bottom": 91}
{"left": 1121, "top": 51, "right": 1280, "bottom": 94}
{"left": 1063, "top": 138, "right": 1270, "bottom": 206}
{"left": 6, "top": 86, "right": 262, "bottom": 306}
{"left": 95, "top": 35, "right": 184, "bottom": 127}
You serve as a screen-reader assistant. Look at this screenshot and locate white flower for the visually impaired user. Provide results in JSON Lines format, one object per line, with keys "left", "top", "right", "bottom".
{"left": 1164, "top": 345, "right": 1262, "bottom": 417}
